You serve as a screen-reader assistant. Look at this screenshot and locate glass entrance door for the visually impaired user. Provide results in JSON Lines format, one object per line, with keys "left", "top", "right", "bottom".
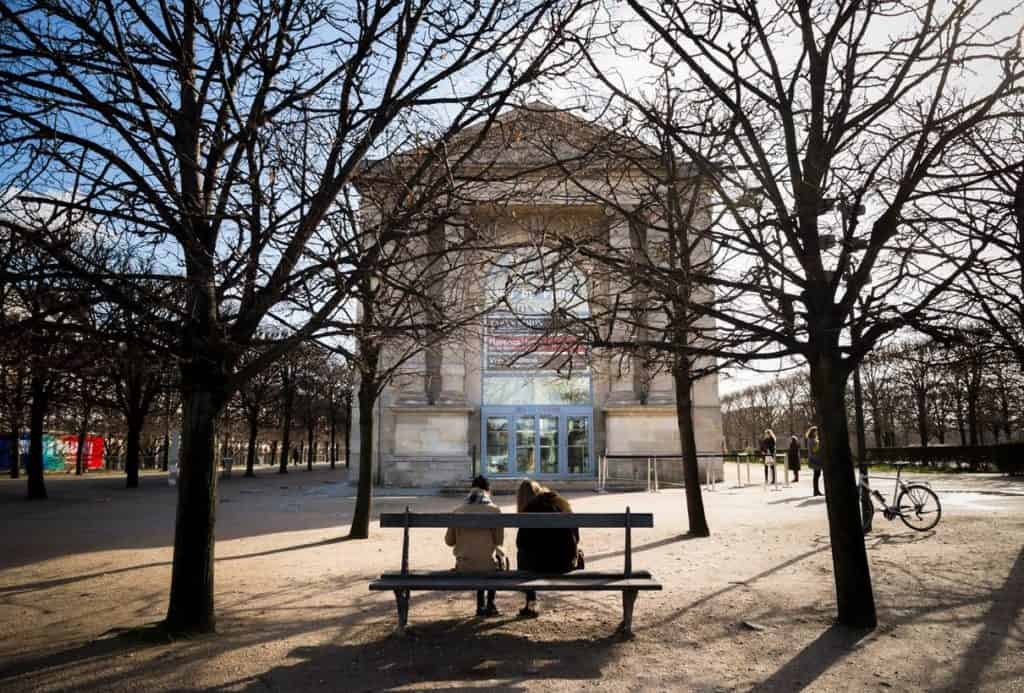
{"left": 484, "top": 410, "right": 591, "bottom": 477}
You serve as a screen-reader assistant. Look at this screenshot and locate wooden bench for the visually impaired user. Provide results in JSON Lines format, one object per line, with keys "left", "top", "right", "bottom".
{"left": 369, "top": 507, "right": 662, "bottom": 636}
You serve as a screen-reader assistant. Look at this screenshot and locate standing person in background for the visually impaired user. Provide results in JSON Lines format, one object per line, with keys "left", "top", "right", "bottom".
{"left": 515, "top": 479, "right": 583, "bottom": 618}
{"left": 787, "top": 435, "right": 802, "bottom": 483}
{"left": 806, "top": 426, "right": 823, "bottom": 496}
{"left": 445, "top": 475, "right": 503, "bottom": 617}
{"left": 761, "top": 429, "right": 777, "bottom": 485}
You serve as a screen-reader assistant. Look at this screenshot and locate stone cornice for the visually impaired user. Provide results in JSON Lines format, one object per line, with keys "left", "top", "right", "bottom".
{"left": 388, "top": 404, "right": 475, "bottom": 415}
{"left": 602, "top": 404, "right": 722, "bottom": 415}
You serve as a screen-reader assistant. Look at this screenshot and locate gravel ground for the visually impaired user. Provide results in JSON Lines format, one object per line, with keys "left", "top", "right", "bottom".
{"left": 0, "top": 464, "right": 1021, "bottom": 692}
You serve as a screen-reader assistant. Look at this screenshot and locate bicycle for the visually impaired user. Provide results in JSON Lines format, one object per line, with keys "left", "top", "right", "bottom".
{"left": 858, "top": 462, "right": 941, "bottom": 533}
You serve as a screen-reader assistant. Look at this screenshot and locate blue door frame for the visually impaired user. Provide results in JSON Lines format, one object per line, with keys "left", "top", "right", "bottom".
{"left": 480, "top": 405, "right": 594, "bottom": 479}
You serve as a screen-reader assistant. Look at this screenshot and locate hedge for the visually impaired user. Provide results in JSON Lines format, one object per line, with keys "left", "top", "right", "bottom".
{"left": 866, "top": 443, "right": 1024, "bottom": 476}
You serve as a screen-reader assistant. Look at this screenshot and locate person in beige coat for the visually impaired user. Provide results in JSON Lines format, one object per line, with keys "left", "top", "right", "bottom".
{"left": 445, "top": 475, "right": 504, "bottom": 616}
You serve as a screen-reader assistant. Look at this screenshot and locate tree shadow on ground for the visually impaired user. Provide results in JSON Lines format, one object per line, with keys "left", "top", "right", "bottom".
{"left": 0, "top": 585, "right": 626, "bottom": 693}
{"left": 0, "top": 536, "right": 358, "bottom": 596}
{"left": 204, "top": 617, "right": 621, "bottom": 693}
{"left": 941, "top": 545, "right": 1024, "bottom": 691}
{"left": 585, "top": 532, "right": 703, "bottom": 563}
{"left": 751, "top": 624, "right": 872, "bottom": 691}
{"left": 0, "top": 467, "right": 440, "bottom": 571}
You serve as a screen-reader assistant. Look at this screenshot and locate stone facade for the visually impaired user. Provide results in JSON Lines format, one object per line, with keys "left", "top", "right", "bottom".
{"left": 349, "top": 104, "right": 723, "bottom": 488}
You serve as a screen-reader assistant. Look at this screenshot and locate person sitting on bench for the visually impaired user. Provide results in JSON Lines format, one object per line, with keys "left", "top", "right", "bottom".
{"left": 445, "top": 475, "right": 504, "bottom": 617}
{"left": 515, "top": 479, "right": 584, "bottom": 618}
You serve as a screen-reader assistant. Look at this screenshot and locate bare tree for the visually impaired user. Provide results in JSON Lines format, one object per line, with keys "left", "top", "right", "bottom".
{"left": 579, "top": 0, "right": 1023, "bottom": 628}
{"left": 0, "top": 0, "right": 586, "bottom": 632}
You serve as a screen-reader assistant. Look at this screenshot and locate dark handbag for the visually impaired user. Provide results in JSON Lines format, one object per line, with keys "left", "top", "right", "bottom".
{"left": 574, "top": 549, "right": 585, "bottom": 570}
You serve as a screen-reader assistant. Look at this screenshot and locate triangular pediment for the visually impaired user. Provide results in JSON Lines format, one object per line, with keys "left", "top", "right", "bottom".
{"left": 358, "top": 102, "right": 661, "bottom": 182}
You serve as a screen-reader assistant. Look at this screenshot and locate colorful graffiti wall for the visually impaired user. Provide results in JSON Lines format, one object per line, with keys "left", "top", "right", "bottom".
{"left": 0, "top": 434, "right": 105, "bottom": 472}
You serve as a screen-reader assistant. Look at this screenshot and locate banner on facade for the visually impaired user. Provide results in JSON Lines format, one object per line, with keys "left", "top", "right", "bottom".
{"left": 484, "top": 313, "right": 587, "bottom": 371}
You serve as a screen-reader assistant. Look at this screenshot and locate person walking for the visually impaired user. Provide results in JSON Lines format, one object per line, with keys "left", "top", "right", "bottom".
{"left": 761, "top": 429, "right": 777, "bottom": 485}
{"left": 787, "top": 435, "right": 801, "bottom": 483}
{"left": 445, "top": 475, "right": 504, "bottom": 617}
{"left": 806, "top": 426, "right": 823, "bottom": 496}
{"left": 515, "top": 479, "right": 583, "bottom": 618}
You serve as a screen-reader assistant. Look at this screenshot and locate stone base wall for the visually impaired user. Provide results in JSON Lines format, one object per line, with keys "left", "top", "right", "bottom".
{"left": 603, "top": 404, "right": 723, "bottom": 456}
{"left": 379, "top": 456, "right": 473, "bottom": 487}
{"left": 603, "top": 404, "right": 725, "bottom": 483}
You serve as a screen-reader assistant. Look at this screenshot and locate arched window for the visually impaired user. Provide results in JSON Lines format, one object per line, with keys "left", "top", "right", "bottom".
{"left": 482, "top": 249, "right": 591, "bottom": 406}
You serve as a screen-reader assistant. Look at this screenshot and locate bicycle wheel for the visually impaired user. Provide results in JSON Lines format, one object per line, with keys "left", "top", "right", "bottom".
{"left": 897, "top": 484, "right": 941, "bottom": 531}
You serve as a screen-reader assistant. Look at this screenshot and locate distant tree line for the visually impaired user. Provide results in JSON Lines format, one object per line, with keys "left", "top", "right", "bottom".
{"left": 0, "top": 236, "right": 354, "bottom": 487}
{"left": 722, "top": 336, "right": 1023, "bottom": 453}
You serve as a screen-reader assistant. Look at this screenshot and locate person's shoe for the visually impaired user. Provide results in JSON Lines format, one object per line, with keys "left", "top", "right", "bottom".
{"left": 518, "top": 603, "right": 539, "bottom": 619}
{"left": 483, "top": 604, "right": 500, "bottom": 617}
{"left": 476, "top": 605, "right": 487, "bottom": 617}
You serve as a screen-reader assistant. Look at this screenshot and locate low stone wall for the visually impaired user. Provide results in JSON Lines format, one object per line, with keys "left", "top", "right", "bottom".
{"left": 378, "top": 456, "right": 473, "bottom": 487}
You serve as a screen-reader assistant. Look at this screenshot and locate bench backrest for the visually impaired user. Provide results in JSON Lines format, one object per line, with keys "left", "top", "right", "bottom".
{"left": 380, "top": 506, "right": 653, "bottom": 577}
{"left": 379, "top": 512, "right": 653, "bottom": 529}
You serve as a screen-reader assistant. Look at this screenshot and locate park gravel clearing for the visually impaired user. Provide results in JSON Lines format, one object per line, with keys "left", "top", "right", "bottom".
{"left": 0, "top": 466, "right": 1021, "bottom": 692}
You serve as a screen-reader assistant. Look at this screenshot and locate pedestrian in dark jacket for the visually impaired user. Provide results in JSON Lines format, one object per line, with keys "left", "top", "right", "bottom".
{"left": 515, "top": 479, "right": 582, "bottom": 618}
{"left": 761, "top": 429, "right": 777, "bottom": 484}
{"left": 787, "top": 435, "right": 801, "bottom": 482}
{"left": 806, "top": 425, "right": 823, "bottom": 496}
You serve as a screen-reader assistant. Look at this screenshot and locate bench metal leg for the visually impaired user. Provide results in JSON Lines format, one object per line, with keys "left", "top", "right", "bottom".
{"left": 393, "top": 589, "right": 410, "bottom": 634}
{"left": 618, "top": 589, "right": 638, "bottom": 638}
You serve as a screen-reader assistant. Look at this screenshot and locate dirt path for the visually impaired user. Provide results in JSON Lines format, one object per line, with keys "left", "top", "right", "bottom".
{"left": 0, "top": 467, "right": 1021, "bottom": 692}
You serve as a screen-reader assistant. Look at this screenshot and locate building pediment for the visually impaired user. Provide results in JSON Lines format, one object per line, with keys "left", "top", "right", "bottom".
{"left": 355, "top": 102, "right": 666, "bottom": 186}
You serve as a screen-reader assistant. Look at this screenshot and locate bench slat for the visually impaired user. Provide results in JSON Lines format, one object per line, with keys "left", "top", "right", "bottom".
{"left": 379, "top": 512, "right": 654, "bottom": 529}
{"left": 370, "top": 576, "right": 662, "bottom": 591}
{"left": 380, "top": 570, "right": 653, "bottom": 580}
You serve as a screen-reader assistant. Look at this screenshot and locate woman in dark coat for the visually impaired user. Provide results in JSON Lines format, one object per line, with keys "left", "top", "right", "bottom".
{"left": 806, "top": 425, "right": 823, "bottom": 496}
{"left": 787, "top": 435, "right": 801, "bottom": 482}
{"left": 761, "top": 429, "right": 777, "bottom": 484}
{"left": 515, "top": 479, "right": 582, "bottom": 618}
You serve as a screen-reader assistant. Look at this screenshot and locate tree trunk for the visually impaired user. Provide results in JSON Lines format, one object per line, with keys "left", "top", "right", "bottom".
{"left": 852, "top": 366, "right": 867, "bottom": 471}
{"left": 245, "top": 410, "right": 258, "bottom": 477}
{"left": 809, "top": 352, "right": 876, "bottom": 629}
{"left": 306, "top": 423, "right": 314, "bottom": 471}
{"left": 916, "top": 388, "right": 928, "bottom": 447}
{"left": 967, "top": 391, "right": 979, "bottom": 446}
{"left": 162, "top": 432, "right": 170, "bottom": 472}
{"left": 8, "top": 423, "right": 19, "bottom": 479}
{"left": 165, "top": 365, "right": 224, "bottom": 634}
{"left": 125, "top": 411, "right": 143, "bottom": 488}
{"left": 279, "top": 378, "right": 293, "bottom": 474}
{"left": 350, "top": 342, "right": 380, "bottom": 539}
{"left": 672, "top": 360, "right": 710, "bottom": 537}
{"left": 344, "top": 395, "right": 352, "bottom": 469}
{"left": 329, "top": 405, "right": 337, "bottom": 470}
{"left": 269, "top": 440, "right": 278, "bottom": 469}
{"left": 870, "top": 401, "right": 884, "bottom": 449}
{"left": 349, "top": 377, "right": 377, "bottom": 538}
{"left": 8, "top": 427, "right": 20, "bottom": 479}
{"left": 75, "top": 406, "right": 91, "bottom": 476}
{"left": 26, "top": 374, "right": 48, "bottom": 500}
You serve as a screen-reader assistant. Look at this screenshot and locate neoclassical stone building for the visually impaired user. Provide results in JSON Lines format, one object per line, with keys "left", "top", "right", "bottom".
{"left": 350, "top": 104, "right": 722, "bottom": 487}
